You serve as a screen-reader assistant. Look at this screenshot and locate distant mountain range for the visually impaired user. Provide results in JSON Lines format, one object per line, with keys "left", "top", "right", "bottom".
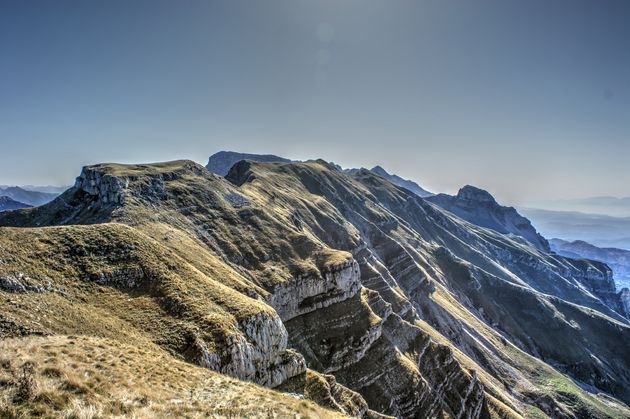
{"left": 528, "top": 196, "right": 630, "bottom": 217}
{"left": 0, "top": 184, "right": 70, "bottom": 195}
{"left": 0, "top": 186, "right": 59, "bottom": 207}
{"left": 519, "top": 207, "right": 630, "bottom": 251}
{"left": 0, "top": 196, "right": 31, "bottom": 211}
{"left": 550, "top": 238, "right": 630, "bottom": 289}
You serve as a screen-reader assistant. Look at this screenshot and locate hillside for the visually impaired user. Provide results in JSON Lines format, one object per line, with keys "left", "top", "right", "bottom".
{"left": 0, "top": 335, "right": 346, "bottom": 418}
{"left": 368, "top": 166, "right": 433, "bottom": 197}
{"left": 428, "top": 186, "right": 550, "bottom": 252}
{"left": 1, "top": 159, "right": 630, "bottom": 418}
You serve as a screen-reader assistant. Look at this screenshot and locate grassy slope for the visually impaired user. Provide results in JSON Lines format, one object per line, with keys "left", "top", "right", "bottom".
{"left": 0, "top": 224, "right": 272, "bottom": 350}
{"left": 0, "top": 335, "right": 342, "bottom": 418}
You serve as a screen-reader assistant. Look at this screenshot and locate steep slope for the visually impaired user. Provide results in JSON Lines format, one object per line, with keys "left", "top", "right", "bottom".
{"left": 206, "top": 151, "right": 292, "bottom": 176}
{"left": 370, "top": 165, "right": 433, "bottom": 197}
{"left": 2, "top": 159, "right": 630, "bottom": 418}
{"left": 0, "top": 186, "right": 58, "bottom": 207}
{"left": 551, "top": 238, "right": 630, "bottom": 287}
{"left": 428, "top": 185, "right": 550, "bottom": 252}
{"left": 0, "top": 196, "right": 31, "bottom": 211}
{"left": 227, "top": 160, "right": 630, "bottom": 417}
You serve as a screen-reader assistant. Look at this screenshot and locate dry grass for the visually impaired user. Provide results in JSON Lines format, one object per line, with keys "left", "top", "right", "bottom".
{"left": 0, "top": 335, "right": 346, "bottom": 418}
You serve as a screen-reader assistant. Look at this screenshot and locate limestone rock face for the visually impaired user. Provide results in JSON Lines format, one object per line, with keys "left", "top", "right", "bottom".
{"left": 265, "top": 258, "right": 361, "bottom": 321}
{"left": 75, "top": 166, "right": 128, "bottom": 205}
{"left": 196, "top": 312, "right": 306, "bottom": 388}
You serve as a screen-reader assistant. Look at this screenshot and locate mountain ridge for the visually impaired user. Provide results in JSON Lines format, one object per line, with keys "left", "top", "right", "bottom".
{"left": 1, "top": 158, "right": 629, "bottom": 418}
{"left": 428, "top": 185, "right": 551, "bottom": 252}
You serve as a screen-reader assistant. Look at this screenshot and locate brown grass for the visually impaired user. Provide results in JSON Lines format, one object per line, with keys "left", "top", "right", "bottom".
{"left": 0, "top": 335, "right": 346, "bottom": 418}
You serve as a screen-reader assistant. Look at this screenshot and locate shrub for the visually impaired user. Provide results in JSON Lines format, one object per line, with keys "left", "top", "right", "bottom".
{"left": 14, "top": 362, "right": 36, "bottom": 402}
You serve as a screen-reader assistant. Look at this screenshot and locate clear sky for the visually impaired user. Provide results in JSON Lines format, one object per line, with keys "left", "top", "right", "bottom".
{"left": 1, "top": 0, "right": 629, "bottom": 204}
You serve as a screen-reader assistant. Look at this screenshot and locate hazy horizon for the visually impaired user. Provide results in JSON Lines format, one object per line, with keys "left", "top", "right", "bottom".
{"left": 2, "top": 0, "right": 629, "bottom": 205}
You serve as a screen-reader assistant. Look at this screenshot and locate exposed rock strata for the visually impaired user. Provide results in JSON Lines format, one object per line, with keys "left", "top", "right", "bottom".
{"left": 265, "top": 258, "right": 361, "bottom": 321}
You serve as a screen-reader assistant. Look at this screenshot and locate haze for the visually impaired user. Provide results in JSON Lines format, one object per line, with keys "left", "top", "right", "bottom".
{"left": 1, "top": 0, "right": 629, "bottom": 204}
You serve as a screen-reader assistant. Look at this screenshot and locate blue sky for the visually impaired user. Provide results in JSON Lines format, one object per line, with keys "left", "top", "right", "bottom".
{"left": 1, "top": 0, "right": 629, "bottom": 203}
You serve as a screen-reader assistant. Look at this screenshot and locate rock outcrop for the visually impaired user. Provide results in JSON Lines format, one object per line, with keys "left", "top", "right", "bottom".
{"left": 551, "top": 238, "right": 630, "bottom": 286}
{"left": 196, "top": 311, "right": 306, "bottom": 388}
{"left": 265, "top": 257, "right": 361, "bottom": 321}
{"left": 75, "top": 166, "right": 128, "bottom": 204}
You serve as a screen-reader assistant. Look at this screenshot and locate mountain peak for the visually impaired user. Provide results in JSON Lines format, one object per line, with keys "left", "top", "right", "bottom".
{"left": 429, "top": 185, "right": 550, "bottom": 252}
{"left": 206, "top": 151, "right": 292, "bottom": 176}
{"left": 456, "top": 185, "right": 498, "bottom": 204}
{"left": 364, "top": 165, "right": 433, "bottom": 197}
{"left": 370, "top": 165, "right": 389, "bottom": 176}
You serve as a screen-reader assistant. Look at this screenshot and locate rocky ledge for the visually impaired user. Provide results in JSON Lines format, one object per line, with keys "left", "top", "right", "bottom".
{"left": 75, "top": 166, "right": 129, "bottom": 205}
{"left": 266, "top": 257, "right": 361, "bottom": 321}
{"left": 191, "top": 311, "right": 306, "bottom": 388}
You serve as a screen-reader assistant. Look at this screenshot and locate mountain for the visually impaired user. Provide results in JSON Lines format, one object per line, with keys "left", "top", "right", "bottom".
{"left": 206, "top": 152, "right": 435, "bottom": 199}
{"left": 1, "top": 159, "right": 630, "bottom": 417}
{"left": 0, "top": 186, "right": 58, "bottom": 206}
{"left": 369, "top": 165, "right": 433, "bottom": 197}
{"left": 1, "top": 185, "right": 70, "bottom": 194}
{"left": 0, "top": 196, "right": 31, "bottom": 211}
{"left": 206, "top": 151, "right": 292, "bottom": 176}
{"left": 20, "top": 185, "right": 70, "bottom": 194}
{"left": 427, "top": 185, "right": 550, "bottom": 252}
{"left": 520, "top": 207, "right": 630, "bottom": 251}
{"left": 550, "top": 238, "right": 630, "bottom": 288}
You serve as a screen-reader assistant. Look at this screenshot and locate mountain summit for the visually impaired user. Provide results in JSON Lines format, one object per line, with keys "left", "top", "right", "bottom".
{"left": 369, "top": 165, "right": 433, "bottom": 197}
{"left": 206, "top": 151, "right": 292, "bottom": 176}
{"left": 428, "top": 185, "right": 550, "bottom": 252}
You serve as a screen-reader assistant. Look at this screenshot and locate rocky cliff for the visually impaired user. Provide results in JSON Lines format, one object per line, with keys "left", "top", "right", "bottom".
{"left": 551, "top": 238, "right": 630, "bottom": 286}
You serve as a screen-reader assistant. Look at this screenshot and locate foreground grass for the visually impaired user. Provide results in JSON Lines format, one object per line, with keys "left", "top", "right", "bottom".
{"left": 0, "top": 335, "right": 345, "bottom": 419}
